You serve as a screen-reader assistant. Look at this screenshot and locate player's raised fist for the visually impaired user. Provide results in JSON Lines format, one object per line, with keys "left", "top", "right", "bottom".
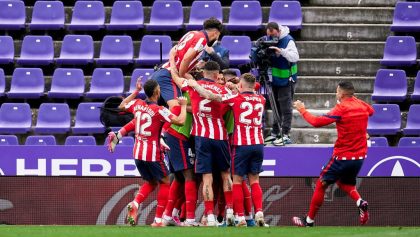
{"left": 177, "top": 96, "right": 188, "bottom": 106}
{"left": 293, "top": 100, "right": 305, "bottom": 110}
{"left": 107, "top": 131, "right": 119, "bottom": 153}
{"left": 136, "top": 77, "right": 143, "bottom": 91}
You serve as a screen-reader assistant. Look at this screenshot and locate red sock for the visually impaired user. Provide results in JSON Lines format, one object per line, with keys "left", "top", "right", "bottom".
{"left": 337, "top": 181, "right": 361, "bottom": 202}
{"left": 251, "top": 182, "right": 263, "bottom": 212}
{"left": 242, "top": 181, "right": 252, "bottom": 216}
{"left": 134, "top": 182, "right": 156, "bottom": 204}
{"left": 224, "top": 190, "right": 233, "bottom": 209}
{"left": 155, "top": 183, "right": 170, "bottom": 219}
{"left": 174, "top": 193, "right": 185, "bottom": 210}
{"left": 185, "top": 180, "right": 197, "bottom": 219}
{"left": 308, "top": 179, "right": 328, "bottom": 219}
{"left": 180, "top": 202, "right": 186, "bottom": 219}
{"left": 204, "top": 200, "right": 214, "bottom": 215}
{"left": 233, "top": 184, "right": 244, "bottom": 216}
{"left": 164, "top": 180, "right": 183, "bottom": 217}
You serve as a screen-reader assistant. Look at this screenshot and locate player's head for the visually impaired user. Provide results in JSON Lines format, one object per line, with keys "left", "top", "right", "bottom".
{"left": 222, "top": 69, "right": 240, "bottom": 84}
{"left": 202, "top": 61, "right": 221, "bottom": 82}
{"left": 238, "top": 73, "right": 256, "bottom": 92}
{"left": 144, "top": 79, "right": 160, "bottom": 100}
{"left": 266, "top": 22, "right": 280, "bottom": 38}
{"left": 203, "top": 17, "right": 223, "bottom": 45}
{"left": 216, "top": 73, "right": 226, "bottom": 85}
{"left": 337, "top": 81, "right": 355, "bottom": 101}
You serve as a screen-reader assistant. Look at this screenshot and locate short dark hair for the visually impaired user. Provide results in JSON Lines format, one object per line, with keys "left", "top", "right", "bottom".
{"left": 241, "top": 73, "right": 256, "bottom": 85}
{"left": 203, "top": 61, "right": 220, "bottom": 72}
{"left": 222, "top": 69, "right": 238, "bottom": 77}
{"left": 338, "top": 81, "right": 355, "bottom": 95}
{"left": 203, "top": 17, "right": 223, "bottom": 32}
{"left": 144, "top": 79, "right": 159, "bottom": 98}
{"left": 266, "top": 22, "right": 280, "bottom": 31}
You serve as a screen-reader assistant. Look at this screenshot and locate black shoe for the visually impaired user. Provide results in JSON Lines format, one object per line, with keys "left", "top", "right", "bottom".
{"left": 292, "top": 216, "right": 314, "bottom": 227}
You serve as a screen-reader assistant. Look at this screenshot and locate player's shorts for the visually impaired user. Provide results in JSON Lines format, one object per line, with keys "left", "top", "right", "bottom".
{"left": 135, "top": 159, "right": 169, "bottom": 182}
{"left": 195, "top": 136, "right": 231, "bottom": 174}
{"left": 165, "top": 132, "right": 195, "bottom": 173}
{"left": 151, "top": 68, "right": 182, "bottom": 103}
{"left": 319, "top": 157, "right": 364, "bottom": 185}
{"left": 231, "top": 145, "right": 264, "bottom": 177}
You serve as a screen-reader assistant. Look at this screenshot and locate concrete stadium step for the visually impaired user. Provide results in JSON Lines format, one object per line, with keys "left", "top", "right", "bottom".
{"left": 299, "top": 24, "right": 392, "bottom": 41}
{"left": 295, "top": 76, "right": 374, "bottom": 93}
{"left": 302, "top": 7, "right": 394, "bottom": 24}
{"left": 266, "top": 109, "right": 335, "bottom": 129}
{"left": 297, "top": 41, "right": 386, "bottom": 59}
{"left": 292, "top": 93, "right": 372, "bottom": 109}
{"left": 306, "top": 0, "right": 398, "bottom": 7}
{"left": 298, "top": 59, "right": 381, "bottom": 76}
{"left": 291, "top": 128, "right": 337, "bottom": 144}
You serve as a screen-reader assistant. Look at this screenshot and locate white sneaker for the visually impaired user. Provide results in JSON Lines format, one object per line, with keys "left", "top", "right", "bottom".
{"left": 226, "top": 208, "right": 235, "bottom": 226}
{"left": 264, "top": 135, "right": 277, "bottom": 144}
{"left": 255, "top": 211, "right": 265, "bottom": 227}
{"left": 272, "top": 135, "right": 292, "bottom": 146}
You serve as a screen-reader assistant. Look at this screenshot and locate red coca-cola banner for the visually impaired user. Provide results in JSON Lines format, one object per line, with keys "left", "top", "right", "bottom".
{"left": 0, "top": 177, "right": 419, "bottom": 226}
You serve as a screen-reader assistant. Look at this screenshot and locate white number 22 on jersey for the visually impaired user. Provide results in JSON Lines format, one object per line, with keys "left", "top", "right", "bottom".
{"left": 239, "top": 102, "right": 264, "bottom": 126}
{"left": 135, "top": 112, "right": 152, "bottom": 136}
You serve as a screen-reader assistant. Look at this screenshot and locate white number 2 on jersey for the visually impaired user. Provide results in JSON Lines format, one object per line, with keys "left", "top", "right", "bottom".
{"left": 239, "top": 102, "right": 264, "bottom": 126}
{"left": 135, "top": 112, "right": 152, "bottom": 136}
{"left": 199, "top": 99, "right": 211, "bottom": 113}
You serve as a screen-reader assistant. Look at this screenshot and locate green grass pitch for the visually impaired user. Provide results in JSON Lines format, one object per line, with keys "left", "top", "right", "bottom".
{"left": 1, "top": 226, "right": 419, "bottom": 237}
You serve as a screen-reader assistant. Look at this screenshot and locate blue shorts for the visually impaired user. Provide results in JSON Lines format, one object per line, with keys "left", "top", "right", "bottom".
{"left": 231, "top": 145, "right": 264, "bottom": 177}
{"left": 151, "top": 68, "right": 181, "bottom": 103}
{"left": 165, "top": 132, "right": 195, "bottom": 173}
{"left": 135, "top": 159, "right": 169, "bottom": 182}
{"left": 195, "top": 136, "right": 231, "bottom": 174}
{"left": 320, "top": 157, "right": 364, "bottom": 185}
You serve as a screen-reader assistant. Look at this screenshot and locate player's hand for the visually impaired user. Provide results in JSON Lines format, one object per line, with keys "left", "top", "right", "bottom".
{"left": 188, "top": 79, "right": 198, "bottom": 88}
{"left": 135, "top": 77, "right": 143, "bottom": 91}
{"left": 177, "top": 96, "right": 188, "bottom": 106}
{"left": 293, "top": 100, "right": 305, "bottom": 110}
{"left": 225, "top": 82, "right": 238, "bottom": 91}
{"left": 204, "top": 45, "right": 215, "bottom": 54}
{"left": 160, "top": 138, "right": 170, "bottom": 153}
{"left": 107, "top": 132, "right": 119, "bottom": 153}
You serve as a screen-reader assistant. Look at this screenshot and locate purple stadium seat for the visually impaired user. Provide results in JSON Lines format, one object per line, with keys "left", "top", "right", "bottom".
{"left": 127, "top": 68, "right": 154, "bottom": 98}
{"left": 0, "top": 36, "right": 14, "bottom": 64}
{"left": 56, "top": 35, "right": 94, "bottom": 65}
{"left": 17, "top": 36, "right": 54, "bottom": 66}
{"left": 86, "top": 68, "right": 124, "bottom": 99}
{"left": 367, "top": 104, "right": 401, "bottom": 135}
{"left": 221, "top": 36, "right": 252, "bottom": 65}
{"left": 269, "top": 1, "right": 302, "bottom": 31}
{"left": 25, "top": 135, "right": 56, "bottom": 145}
{"left": 35, "top": 103, "right": 71, "bottom": 134}
{"left": 229, "top": 68, "right": 241, "bottom": 77}
{"left": 0, "top": 69, "right": 5, "bottom": 97}
{"left": 226, "top": 1, "right": 262, "bottom": 31}
{"left": 371, "top": 69, "right": 407, "bottom": 102}
{"left": 68, "top": 1, "right": 105, "bottom": 31}
{"left": 380, "top": 36, "right": 417, "bottom": 67}
{"left": 30, "top": 1, "right": 65, "bottom": 30}
{"left": 104, "top": 136, "right": 134, "bottom": 146}
{"left": 107, "top": 1, "right": 144, "bottom": 30}
{"left": 48, "top": 68, "right": 85, "bottom": 99}
{"left": 0, "top": 0, "right": 25, "bottom": 30}
{"left": 390, "top": 2, "right": 420, "bottom": 32}
{"left": 186, "top": 1, "right": 223, "bottom": 31}
{"left": 403, "top": 105, "right": 420, "bottom": 135}
{"left": 136, "top": 35, "right": 172, "bottom": 66}
{"left": 72, "top": 103, "right": 105, "bottom": 134}
{"left": 65, "top": 136, "right": 96, "bottom": 146}
{"left": 398, "top": 137, "right": 420, "bottom": 147}
{"left": 369, "top": 137, "right": 388, "bottom": 147}
{"left": 146, "top": 1, "right": 183, "bottom": 31}
{"left": 0, "top": 135, "right": 19, "bottom": 145}
{"left": 7, "top": 68, "right": 44, "bottom": 99}
{"left": 411, "top": 71, "right": 420, "bottom": 101}
{"left": 0, "top": 103, "right": 31, "bottom": 134}
{"left": 96, "top": 35, "right": 133, "bottom": 65}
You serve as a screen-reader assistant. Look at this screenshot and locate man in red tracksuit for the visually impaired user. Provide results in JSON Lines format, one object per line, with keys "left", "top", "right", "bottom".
{"left": 292, "top": 81, "right": 374, "bottom": 227}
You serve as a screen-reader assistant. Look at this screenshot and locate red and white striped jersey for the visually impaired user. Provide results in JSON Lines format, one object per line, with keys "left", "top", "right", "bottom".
{"left": 125, "top": 99, "right": 175, "bottom": 161}
{"left": 182, "top": 79, "right": 230, "bottom": 140}
{"left": 222, "top": 92, "right": 266, "bottom": 146}
{"left": 162, "top": 31, "right": 207, "bottom": 72}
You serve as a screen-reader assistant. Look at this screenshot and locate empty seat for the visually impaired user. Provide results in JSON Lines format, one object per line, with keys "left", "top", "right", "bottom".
{"left": 0, "top": 36, "right": 14, "bottom": 64}
{"left": 380, "top": 36, "right": 417, "bottom": 67}
{"left": 96, "top": 35, "right": 133, "bottom": 65}
{"left": 269, "top": 1, "right": 302, "bottom": 31}
{"left": 17, "top": 35, "right": 54, "bottom": 66}
{"left": 371, "top": 69, "right": 407, "bottom": 102}
{"left": 221, "top": 36, "right": 252, "bottom": 65}
{"left": 127, "top": 69, "right": 154, "bottom": 98}
{"left": 0, "top": 135, "right": 19, "bottom": 145}
{"left": 104, "top": 136, "right": 134, "bottom": 146}
{"left": 0, "top": 0, "right": 25, "bottom": 30}
{"left": 411, "top": 71, "right": 420, "bottom": 101}
{"left": 0, "top": 103, "right": 31, "bottom": 134}
{"left": 65, "top": 136, "right": 96, "bottom": 146}
{"left": 186, "top": 1, "right": 223, "bottom": 30}
{"left": 390, "top": 2, "right": 420, "bottom": 32}
{"left": 367, "top": 104, "right": 401, "bottom": 135}
{"left": 0, "top": 69, "right": 4, "bottom": 97}
{"left": 369, "top": 137, "right": 388, "bottom": 147}
{"left": 7, "top": 68, "right": 45, "bottom": 99}
{"left": 25, "top": 135, "right": 56, "bottom": 145}
{"left": 35, "top": 103, "right": 71, "bottom": 134}
{"left": 30, "top": 1, "right": 65, "bottom": 30}
{"left": 146, "top": 1, "right": 183, "bottom": 31}
{"left": 398, "top": 137, "right": 420, "bottom": 147}
{"left": 48, "top": 68, "right": 85, "bottom": 99}
{"left": 73, "top": 103, "right": 105, "bottom": 134}
{"left": 68, "top": 1, "right": 105, "bottom": 31}
{"left": 107, "top": 1, "right": 144, "bottom": 30}
{"left": 226, "top": 1, "right": 262, "bottom": 31}
{"left": 56, "top": 35, "right": 94, "bottom": 65}
{"left": 403, "top": 105, "right": 420, "bottom": 135}
{"left": 86, "top": 68, "right": 124, "bottom": 99}
{"left": 136, "top": 35, "right": 172, "bottom": 66}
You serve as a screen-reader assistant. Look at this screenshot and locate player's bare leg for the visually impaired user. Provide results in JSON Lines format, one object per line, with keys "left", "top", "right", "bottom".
{"left": 221, "top": 170, "right": 234, "bottom": 226}
{"left": 249, "top": 173, "right": 265, "bottom": 227}
{"left": 202, "top": 173, "right": 217, "bottom": 226}
{"left": 151, "top": 176, "right": 170, "bottom": 227}
{"left": 127, "top": 180, "right": 158, "bottom": 226}
{"left": 232, "top": 175, "right": 247, "bottom": 227}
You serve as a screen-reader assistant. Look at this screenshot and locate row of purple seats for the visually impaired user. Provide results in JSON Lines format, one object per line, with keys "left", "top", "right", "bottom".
{"left": 0, "top": 102, "right": 105, "bottom": 134}
{"left": 380, "top": 36, "right": 418, "bottom": 67}
{"left": 0, "top": 135, "right": 134, "bottom": 146}
{"left": 367, "top": 104, "right": 420, "bottom": 136}
{"left": 0, "top": 1, "right": 302, "bottom": 32}
{"left": 370, "top": 137, "right": 420, "bottom": 147}
{"left": 391, "top": 2, "right": 420, "bottom": 32}
{"left": 371, "top": 69, "right": 420, "bottom": 102}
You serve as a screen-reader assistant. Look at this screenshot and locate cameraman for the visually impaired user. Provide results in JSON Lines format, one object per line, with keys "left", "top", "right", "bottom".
{"left": 262, "top": 22, "right": 299, "bottom": 145}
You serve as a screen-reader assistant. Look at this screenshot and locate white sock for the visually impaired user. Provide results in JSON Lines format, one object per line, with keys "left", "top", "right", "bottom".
{"left": 172, "top": 208, "right": 179, "bottom": 217}
{"left": 207, "top": 214, "right": 216, "bottom": 223}
{"left": 356, "top": 198, "right": 362, "bottom": 207}
{"left": 306, "top": 216, "right": 314, "bottom": 224}
{"left": 163, "top": 215, "right": 172, "bottom": 221}
{"left": 154, "top": 217, "right": 162, "bottom": 223}
{"left": 186, "top": 218, "right": 195, "bottom": 223}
